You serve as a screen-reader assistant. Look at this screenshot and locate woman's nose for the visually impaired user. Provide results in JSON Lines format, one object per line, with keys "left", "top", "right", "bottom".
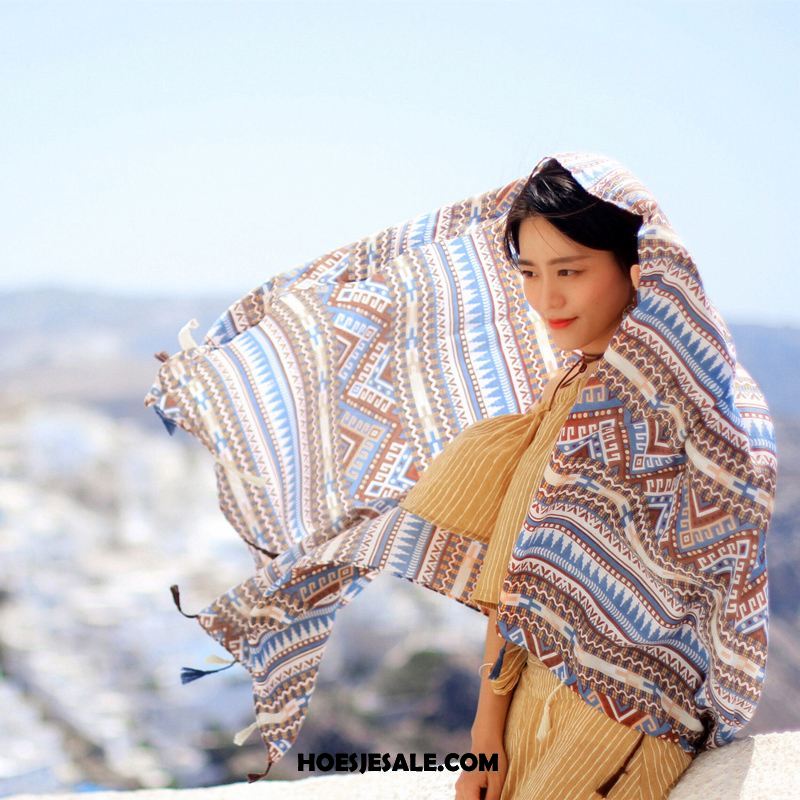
{"left": 540, "top": 280, "right": 565, "bottom": 311}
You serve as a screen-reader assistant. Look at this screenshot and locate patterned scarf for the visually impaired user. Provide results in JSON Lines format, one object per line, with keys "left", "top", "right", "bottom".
{"left": 144, "top": 152, "right": 776, "bottom": 780}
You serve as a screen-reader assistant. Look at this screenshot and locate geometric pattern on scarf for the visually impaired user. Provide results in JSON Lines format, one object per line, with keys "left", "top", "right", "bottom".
{"left": 144, "top": 152, "right": 776, "bottom": 778}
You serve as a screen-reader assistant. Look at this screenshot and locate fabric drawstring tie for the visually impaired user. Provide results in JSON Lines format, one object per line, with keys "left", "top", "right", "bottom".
{"left": 485, "top": 637, "right": 564, "bottom": 741}
{"left": 545, "top": 349, "right": 604, "bottom": 410}
{"left": 536, "top": 680, "right": 565, "bottom": 742}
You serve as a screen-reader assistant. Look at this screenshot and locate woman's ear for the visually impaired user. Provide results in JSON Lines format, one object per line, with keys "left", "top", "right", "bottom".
{"left": 630, "top": 264, "right": 641, "bottom": 292}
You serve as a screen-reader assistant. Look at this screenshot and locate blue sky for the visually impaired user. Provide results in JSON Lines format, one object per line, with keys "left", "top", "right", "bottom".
{"left": 1, "top": 0, "right": 798, "bottom": 325}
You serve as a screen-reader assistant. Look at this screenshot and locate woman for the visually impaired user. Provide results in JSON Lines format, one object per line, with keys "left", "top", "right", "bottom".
{"left": 399, "top": 159, "right": 726, "bottom": 799}
{"left": 150, "top": 153, "right": 774, "bottom": 788}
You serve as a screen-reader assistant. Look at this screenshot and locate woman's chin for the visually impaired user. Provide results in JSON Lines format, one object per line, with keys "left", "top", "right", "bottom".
{"left": 551, "top": 323, "right": 617, "bottom": 356}
{"left": 550, "top": 330, "right": 580, "bottom": 349}
{"left": 555, "top": 336, "right": 609, "bottom": 355}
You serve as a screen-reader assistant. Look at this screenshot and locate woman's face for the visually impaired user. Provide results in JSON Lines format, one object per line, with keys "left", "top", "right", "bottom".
{"left": 516, "top": 215, "right": 638, "bottom": 354}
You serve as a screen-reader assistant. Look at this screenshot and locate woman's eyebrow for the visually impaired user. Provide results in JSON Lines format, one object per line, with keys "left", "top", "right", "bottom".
{"left": 518, "top": 255, "right": 591, "bottom": 267}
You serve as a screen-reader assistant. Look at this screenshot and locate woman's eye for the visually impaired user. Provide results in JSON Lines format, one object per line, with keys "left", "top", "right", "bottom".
{"left": 518, "top": 268, "right": 579, "bottom": 278}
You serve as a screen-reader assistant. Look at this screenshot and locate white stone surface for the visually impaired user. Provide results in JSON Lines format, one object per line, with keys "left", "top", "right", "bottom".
{"left": 5, "top": 732, "right": 800, "bottom": 800}
{"left": 669, "top": 732, "right": 800, "bottom": 800}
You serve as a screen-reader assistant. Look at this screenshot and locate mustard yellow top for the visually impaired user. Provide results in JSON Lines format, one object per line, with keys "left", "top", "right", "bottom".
{"left": 399, "top": 364, "right": 596, "bottom": 612}
{"left": 399, "top": 364, "right": 596, "bottom": 695}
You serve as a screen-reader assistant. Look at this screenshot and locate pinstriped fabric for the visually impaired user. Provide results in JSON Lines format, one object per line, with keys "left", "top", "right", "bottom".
{"left": 143, "top": 152, "right": 776, "bottom": 779}
{"left": 473, "top": 376, "right": 592, "bottom": 611}
{"left": 499, "top": 657, "right": 693, "bottom": 799}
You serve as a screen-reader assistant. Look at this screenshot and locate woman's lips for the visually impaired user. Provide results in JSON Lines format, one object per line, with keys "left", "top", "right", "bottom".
{"left": 548, "top": 317, "right": 577, "bottom": 329}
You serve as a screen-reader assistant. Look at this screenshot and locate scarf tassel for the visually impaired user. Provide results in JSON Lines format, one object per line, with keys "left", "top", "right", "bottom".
{"left": 171, "top": 585, "right": 238, "bottom": 683}
{"left": 180, "top": 661, "right": 235, "bottom": 684}
{"left": 181, "top": 654, "right": 237, "bottom": 684}
{"left": 170, "top": 584, "right": 199, "bottom": 619}
{"left": 247, "top": 762, "right": 273, "bottom": 783}
{"left": 233, "top": 719, "right": 259, "bottom": 746}
{"left": 239, "top": 534, "right": 278, "bottom": 559}
{"left": 487, "top": 641, "right": 507, "bottom": 681}
{"left": 153, "top": 405, "right": 177, "bottom": 437}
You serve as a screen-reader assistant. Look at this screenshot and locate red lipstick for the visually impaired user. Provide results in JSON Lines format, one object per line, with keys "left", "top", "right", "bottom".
{"left": 548, "top": 317, "right": 577, "bottom": 329}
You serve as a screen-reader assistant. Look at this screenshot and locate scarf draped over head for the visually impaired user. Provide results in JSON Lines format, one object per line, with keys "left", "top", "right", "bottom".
{"left": 144, "top": 152, "right": 777, "bottom": 779}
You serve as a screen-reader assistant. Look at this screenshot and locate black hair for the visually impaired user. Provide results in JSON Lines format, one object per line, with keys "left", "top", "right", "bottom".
{"left": 503, "top": 158, "right": 643, "bottom": 274}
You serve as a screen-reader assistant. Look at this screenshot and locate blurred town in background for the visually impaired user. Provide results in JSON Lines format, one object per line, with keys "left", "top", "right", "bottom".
{"left": 0, "top": 289, "right": 503, "bottom": 795}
